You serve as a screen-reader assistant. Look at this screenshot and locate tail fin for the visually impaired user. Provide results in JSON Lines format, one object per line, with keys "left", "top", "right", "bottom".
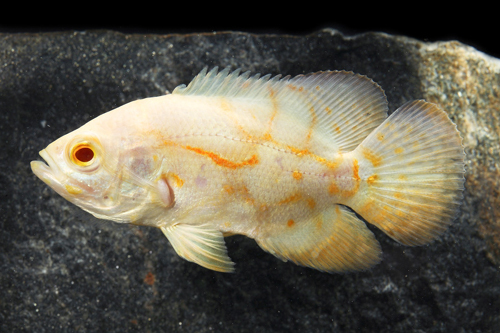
{"left": 351, "top": 100, "right": 465, "bottom": 246}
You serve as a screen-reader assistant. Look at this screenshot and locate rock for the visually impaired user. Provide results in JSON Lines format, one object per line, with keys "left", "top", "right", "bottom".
{"left": 1, "top": 30, "right": 498, "bottom": 332}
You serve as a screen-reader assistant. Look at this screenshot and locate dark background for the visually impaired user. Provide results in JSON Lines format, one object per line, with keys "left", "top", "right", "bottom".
{"left": 1, "top": 10, "right": 498, "bottom": 59}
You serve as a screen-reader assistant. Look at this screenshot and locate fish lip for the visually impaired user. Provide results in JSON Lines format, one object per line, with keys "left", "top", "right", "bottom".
{"left": 31, "top": 149, "right": 59, "bottom": 186}
{"left": 31, "top": 149, "right": 74, "bottom": 200}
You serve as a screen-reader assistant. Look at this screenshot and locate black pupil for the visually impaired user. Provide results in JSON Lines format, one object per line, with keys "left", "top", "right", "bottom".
{"left": 75, "top": 147, "right": 94, "bottom": 162}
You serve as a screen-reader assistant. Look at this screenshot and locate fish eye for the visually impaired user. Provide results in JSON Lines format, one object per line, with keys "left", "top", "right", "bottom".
{"left": 71, "top": 143, "right": 96, "bottom": 166}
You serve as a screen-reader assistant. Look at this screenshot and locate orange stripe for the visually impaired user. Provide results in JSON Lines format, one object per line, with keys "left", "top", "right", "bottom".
{"left": 185, "top": 146, "right": 259, "bottom": 169}
{"left": 352, "top": 159, "right": 360, "bottom": 181}
{"left": 278, "top": 193, "right": 302, "bottom": 205}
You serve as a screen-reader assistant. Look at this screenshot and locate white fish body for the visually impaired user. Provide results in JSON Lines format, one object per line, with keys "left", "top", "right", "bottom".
{"left": 31, "top": 68, "right": 465, "bottom": 273}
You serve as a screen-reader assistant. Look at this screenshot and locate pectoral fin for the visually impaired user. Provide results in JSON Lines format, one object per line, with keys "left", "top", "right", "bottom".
{"left": 160, "top": 224, "right": 235, "bottom": 272}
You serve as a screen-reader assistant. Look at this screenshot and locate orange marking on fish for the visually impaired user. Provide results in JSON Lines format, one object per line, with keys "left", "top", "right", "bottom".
{"left": 184, "top": 146, "right": 259, "bottom": 169}
{"left": 398, "top": 174, "right": 408, "bottom": 181}
{"left": 305, "top": 106, "right": 318, "bottom": 143}
{"left": 384, "top": 122, "right": 397, "bottom": 131}
{"left": 287, "top": 219, "right": 295, "bottom": 227}
{"left": 269, "top": 87, "right": 278, "bottom": 118}
{"left": 359, "top": 199, "right": 375, "bottom": 216}
{"left": 334, "top": 124, "right": 341, "bottom": 134}
{"left": 286, "top": 145, "right": 310, "bottom": 156}
{"left": 261, "top": 87, "right": 280, "bottom": 139}
{"left": 278, "top": 193, "right": 302, "bottom": 205}
{"left": 159, "top": 136, "right": 178, "bottom": 147}
{"left": 241, "top": 81, "right": 251, "bottom": 89}
{"left": 344, "top": 184, "right": 360, "bottom": 197}
{"left": 223, "top": 184, "right": 235, "bottom": 194}
{"left": 325, "top": 106, "right": 332, "bottom": 115}
{"left": 262, "top": 132, "right": 273, "bottom": 141}
{"left": 329, "top": 176, "right": 359, "bottom": 197}
{"left": 236, "top": 124, "right": 253, "bottom": 140}
{"left": 233, "top": 185, "right": 256, "bottom": 205}
{"left": 395, "top": 147, "right": 404, "bottom": 154}
{"left": 328, "top": 181, "right": 340, "bottom": 194}
{"left": 377, "top": 133, "right": 385, "bottom": 141}
{"left": 292, "top": 170, "right": 302, "bottom": 180}
{"left": 327, "top": 159, "right": 342, "bottom": 171}
{"left": 65, "top": 184, "right": 82, "bottom": 195}
{"left": 306, "top": 198, "right": 316, "bottom": 209}
{"left": 314, "top": 155, "right": 327, "bottom": 164}
{"left": 168, "top": 172, "right": 184, "bottom": 187}
{"left": 394, "top": 192, "right": 404, "bottom": 199}
{"left": 353, "top": 159, "right": 360, "bottom": 181}
{"left": 220, "top": 98, "right": 233, "bottom": 112}
{"left": 362, "top": 147, "right": 382, "bottom": 167}
{"left": 282, "top": 145, "right": 340, "bottom": 174}
{"left": 359, "top": 199, "right": 387, "bottom": 225}
{"left": 367, "top": 174, "right": 378, "bottom": 185}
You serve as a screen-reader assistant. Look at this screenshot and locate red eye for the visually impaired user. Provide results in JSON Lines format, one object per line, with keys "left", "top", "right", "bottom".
{"left": 71, "top": 144, "right": 95, "bottom": 166}
{"left": 75, "top": 147, "right": 94, "bottom": 162}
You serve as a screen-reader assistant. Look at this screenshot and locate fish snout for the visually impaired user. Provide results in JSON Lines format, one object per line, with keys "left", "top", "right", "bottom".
{"left": 31, "top": 149, "right": 56, "bottom": 186}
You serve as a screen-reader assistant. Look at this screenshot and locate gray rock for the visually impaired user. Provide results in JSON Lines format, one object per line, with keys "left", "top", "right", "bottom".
{"left": 1, "top": 29, "right": 498, "bottom": 332}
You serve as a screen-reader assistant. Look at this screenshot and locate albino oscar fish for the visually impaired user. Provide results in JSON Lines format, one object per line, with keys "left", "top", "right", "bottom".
{"left": 31, "top": 67, "right": 465, "bottom": 273}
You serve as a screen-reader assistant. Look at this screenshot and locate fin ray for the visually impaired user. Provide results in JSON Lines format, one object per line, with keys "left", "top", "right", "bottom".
{"left": 161, "top": 223, "right": 235, "bottom": 272}
{"left": 352, "top": 100, "right": 465, "bottom": 246}
{"left": 256, "top": 205, "right": 382, "bottom": 273}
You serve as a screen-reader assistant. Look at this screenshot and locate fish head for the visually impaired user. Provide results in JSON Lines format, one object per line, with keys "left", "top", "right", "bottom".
{"left": 30, "top": 117, "right": 165, "bottom": 224}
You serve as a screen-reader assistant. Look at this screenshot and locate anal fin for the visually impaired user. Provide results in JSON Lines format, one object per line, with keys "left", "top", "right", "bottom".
{"left": 256, "top": 205, "right": 382, "bottom": 273}
{"left": 161, "top": 223, "right": 235, "bottom": 272}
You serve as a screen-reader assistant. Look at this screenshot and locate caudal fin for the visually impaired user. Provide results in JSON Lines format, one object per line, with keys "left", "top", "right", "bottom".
{"left": 351, "top": 100, "right": 465, "bottom": 246}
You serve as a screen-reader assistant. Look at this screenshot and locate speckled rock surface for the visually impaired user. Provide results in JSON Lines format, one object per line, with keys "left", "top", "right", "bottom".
{"left": 1, "top": 30, "right": 499, "bottom": 332}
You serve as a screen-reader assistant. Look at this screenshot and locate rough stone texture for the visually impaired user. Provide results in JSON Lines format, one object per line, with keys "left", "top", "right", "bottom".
{"left": 1, "top": 30, "right": 499, "bottom": 332}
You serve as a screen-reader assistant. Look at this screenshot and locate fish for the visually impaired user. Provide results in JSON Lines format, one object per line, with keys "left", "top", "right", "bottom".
{"left": 31, "top": 67, "right": 465, "bottom": 273}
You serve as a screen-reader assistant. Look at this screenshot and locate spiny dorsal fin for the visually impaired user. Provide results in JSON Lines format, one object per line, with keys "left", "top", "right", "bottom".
{"left": 174, "top": 67, "right": 388, "bottom": 153}
{"left": 173, "top": 67, "right": 281, "bottom": 98}
{"left": 161, "top": 223, "right": 235, "bottom": 272}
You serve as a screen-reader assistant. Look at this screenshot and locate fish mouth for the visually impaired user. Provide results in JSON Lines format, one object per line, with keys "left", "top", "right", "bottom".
{"left": 31, "top": 149, "right": 59, "bottom": 187}
{"left": 31, "top": 149, "right": 81, "bottom": 198}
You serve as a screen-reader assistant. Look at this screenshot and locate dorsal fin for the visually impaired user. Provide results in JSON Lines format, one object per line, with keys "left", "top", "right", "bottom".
{"left": 286, "top": 70, "right": 389, "bottom": 152}
{"left": 173, "top": 67, "right": 283, "bottom": 99}
{"left": 174, "top": 67, "right": 388, "bottom": 153}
